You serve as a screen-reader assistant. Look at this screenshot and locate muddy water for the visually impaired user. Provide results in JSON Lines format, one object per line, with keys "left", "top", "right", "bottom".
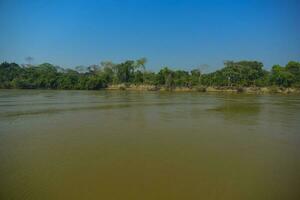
{"left": 0, "top": 90, "right": 299, "bottom": 199}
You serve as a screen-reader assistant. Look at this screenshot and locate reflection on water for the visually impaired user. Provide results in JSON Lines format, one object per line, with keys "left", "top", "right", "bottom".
{"left": 0, "top": 90, "right": 300, "bottom": 200}
{"left": 208, "top": 95, "right": 261, "bottom": 125}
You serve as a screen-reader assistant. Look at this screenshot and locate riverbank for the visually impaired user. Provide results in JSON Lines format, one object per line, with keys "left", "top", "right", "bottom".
{"left": 106, "top": 84, "right": 300, "bottom": 94}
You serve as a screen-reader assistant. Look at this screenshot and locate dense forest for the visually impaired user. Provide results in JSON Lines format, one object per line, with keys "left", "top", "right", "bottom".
{"left": 0, "top": 59, "right": 300, "bottom": 90}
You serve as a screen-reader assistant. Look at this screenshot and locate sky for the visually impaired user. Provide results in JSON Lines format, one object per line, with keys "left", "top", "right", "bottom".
{"left": 0, "top": 0, "right": 299, "bottom": 71}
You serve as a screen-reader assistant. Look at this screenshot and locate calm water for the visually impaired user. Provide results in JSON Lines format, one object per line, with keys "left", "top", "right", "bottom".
{"left": 0, "top": 90, "right": 300, "bottom": 200}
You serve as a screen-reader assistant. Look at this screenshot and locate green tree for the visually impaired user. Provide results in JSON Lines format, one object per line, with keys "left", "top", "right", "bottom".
{"left": 136, "top": 57, "right": 147, "bottom": 83}
{"left": 173, "top": 70, "right": 190, "bottom": 87}
{"left": 115, "top": 60, "right": 135, "bottom": 83}
{"left": 0, "top": 62, "right": 23, "bottom": 88}
{"left": 157, "top": 67, "right": 174, "bottom": 89}
{"left": 190, "top": 69, "right": 201, "bottom": 86}
{"left": 270, "top": 65, "right": 294, "bottom": 87}
{"left": 286, "top": 61, "right": 300, "bottom": 86}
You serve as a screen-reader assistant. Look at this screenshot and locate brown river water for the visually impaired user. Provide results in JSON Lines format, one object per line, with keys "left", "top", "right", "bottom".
{"left": 0, "top": 90, "right": 299, "bottom": 200}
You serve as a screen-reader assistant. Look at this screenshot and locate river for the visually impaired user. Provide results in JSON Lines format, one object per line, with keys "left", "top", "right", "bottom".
{"left": 0, "top": 90, "right": 299, "bottom": 199}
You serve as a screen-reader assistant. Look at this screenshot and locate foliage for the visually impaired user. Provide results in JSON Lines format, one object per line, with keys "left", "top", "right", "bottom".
{"left": 270, "top": 65, "right": 294, "bottom": 87}
{"left": 1, "top": 60, "right": 300, "bottom": 90}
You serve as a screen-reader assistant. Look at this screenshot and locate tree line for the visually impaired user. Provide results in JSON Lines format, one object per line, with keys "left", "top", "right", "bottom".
{"left": 0, "top": 58, "right": 300, "bottom": 90}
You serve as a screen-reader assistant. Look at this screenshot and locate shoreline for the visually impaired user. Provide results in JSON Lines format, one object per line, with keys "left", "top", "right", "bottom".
{"left": 105, "top": 84, "right": 300, "bottom": 94}
{"left": 1, "top": 85, "right": 299, "bottom": 94}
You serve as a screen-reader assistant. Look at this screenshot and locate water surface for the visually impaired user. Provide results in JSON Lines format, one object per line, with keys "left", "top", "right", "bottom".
{"left": 0, "top": 90, "right": 300, "bottom": 200}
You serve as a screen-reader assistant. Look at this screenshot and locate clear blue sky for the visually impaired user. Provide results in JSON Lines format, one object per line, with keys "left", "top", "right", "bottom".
{"left": 0, "top": 0, "right": 299, "bottom": 71}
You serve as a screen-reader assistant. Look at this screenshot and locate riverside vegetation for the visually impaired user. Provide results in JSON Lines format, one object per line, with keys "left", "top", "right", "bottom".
{"left": 1, "top": 59, "right": 300, "bottom": 93}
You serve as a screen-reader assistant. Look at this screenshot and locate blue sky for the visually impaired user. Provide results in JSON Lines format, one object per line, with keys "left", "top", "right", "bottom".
{"left": 0, "top": 0, "right": 299, "bottom": 71}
